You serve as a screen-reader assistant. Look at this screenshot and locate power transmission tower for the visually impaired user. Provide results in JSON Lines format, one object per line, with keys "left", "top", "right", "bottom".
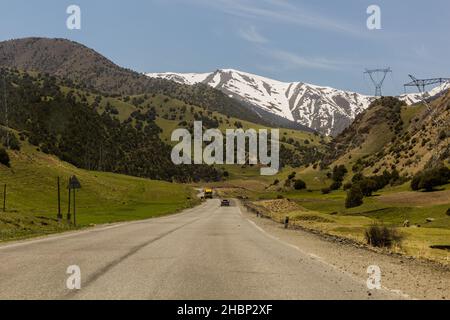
{"left": 404, "top": 76, "right": 450, "bottom": 93}
{"left": 364, "top": 68, "right": 392, "bottom": 97}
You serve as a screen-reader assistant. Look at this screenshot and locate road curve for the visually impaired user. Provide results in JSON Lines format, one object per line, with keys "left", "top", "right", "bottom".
{"left": 0, "top": 200, "right": 399, "bottom": 300}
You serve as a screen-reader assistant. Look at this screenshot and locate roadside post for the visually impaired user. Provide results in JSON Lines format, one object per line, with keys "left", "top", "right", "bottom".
{"left": 57, "top": 177, "right": 62, "bottom": 220}
{"left": 68, "top": 176, "right": 81, "bottom": 226}
{"left": 284, "top": 216, "right": 289, "bottom": 229}
{"left": 67, "top": 178, "right": 71, "bottom": 223}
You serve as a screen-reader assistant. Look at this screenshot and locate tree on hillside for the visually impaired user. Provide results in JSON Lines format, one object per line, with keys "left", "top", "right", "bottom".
{"left": 411, "top": 166, "right": 450, "bottom": 192}
{"left": 288, "top": 172, "right": 297, "bottom": 180}
{"left": 294, "top": 179, "right": 307, "bottom": 190}
{"left": 359, "top": 178, "right": 378, "bottom": 196}
{"left": 329, "top": 165, "right": 348, "bottom": 191}
{"left": 345, "top": 184, "right": 364, "bottom": 208}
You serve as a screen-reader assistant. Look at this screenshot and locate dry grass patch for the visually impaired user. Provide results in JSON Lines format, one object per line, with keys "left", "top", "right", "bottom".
{"left": 378, "top": 190, "right": 450, "bottom": 206}
{"left": 255, "top": 199, "right": 303, "bottom": 213}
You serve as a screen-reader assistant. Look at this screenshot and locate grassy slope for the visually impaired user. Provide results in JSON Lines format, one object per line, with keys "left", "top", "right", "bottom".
{"left": 279, "top": 185, "right": 450, "bottom": 263}
{"left": 330, "top": 103, "right": 426, "bottom": 175}
{"left": 60, "top": 87, "right": 325, "bottom": 148}
{"left": 216, "top": 164, "right": 450, "bottom": 264}
{"left": 0, "top": 142, "right": 199, "bottom": 242}
{"left": 330, "top": 93, "right": 448, "bottom": 177}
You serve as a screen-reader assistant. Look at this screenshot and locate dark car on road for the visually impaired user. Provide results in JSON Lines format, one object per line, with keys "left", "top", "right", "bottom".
{"left": 221, "top": 199, "right": 230, "bottom": 207}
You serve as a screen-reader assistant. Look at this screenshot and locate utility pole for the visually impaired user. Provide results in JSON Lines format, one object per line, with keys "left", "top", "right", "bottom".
{"left": 364, "top": 68, "right": 392, "bottom": 97}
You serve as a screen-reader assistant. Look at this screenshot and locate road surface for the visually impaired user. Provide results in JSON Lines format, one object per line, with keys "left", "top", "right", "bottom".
{"left": 0, "top": 200, "right": 399, "bottom": 299}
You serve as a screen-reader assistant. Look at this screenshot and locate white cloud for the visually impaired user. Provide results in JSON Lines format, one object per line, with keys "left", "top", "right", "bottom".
{"left": 267, "top": 49, "right": 343, "bottom": 70}
{"left": 190, "top": 0, "right": 361, "bottom": 36}
{"left": 238, "top": 26, "right": 268, "bottom": 44}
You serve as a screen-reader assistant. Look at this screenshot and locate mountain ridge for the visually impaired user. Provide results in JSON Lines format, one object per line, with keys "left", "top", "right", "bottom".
{"left": 147, "top": 69, "right": 373, "bottom": 136}
{"left": 0, "top": 37, "right": 312, "bottom": 132}
{"left": 147, "top": 69, "right": 450, "bottom": 136}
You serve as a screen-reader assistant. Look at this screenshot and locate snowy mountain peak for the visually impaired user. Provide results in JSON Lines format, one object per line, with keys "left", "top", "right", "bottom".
{"left": 146, "top": 69, "right": 449, "bottom": 136}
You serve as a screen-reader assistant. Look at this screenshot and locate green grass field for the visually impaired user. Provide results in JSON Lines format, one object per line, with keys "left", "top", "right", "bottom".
{"left": 279, "top": 185, "right": 449, "bottom": 263}
{"left": 216, "top": 163, "right": 450, "bottom": 264}
{"left": 0, "top": 143, "right": 199, "bottom": 242}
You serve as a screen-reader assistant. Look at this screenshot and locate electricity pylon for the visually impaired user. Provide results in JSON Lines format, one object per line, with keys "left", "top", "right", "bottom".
{"left": 364, "top": 68, "right": 392, "bottom": 97}
{"left": 404, "top": 76, "right": 450, "bottom": 93}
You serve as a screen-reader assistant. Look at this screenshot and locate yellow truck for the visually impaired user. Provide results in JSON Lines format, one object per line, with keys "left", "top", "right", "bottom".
{"left": 204, "top": 188, "right": 213, "bottom": 199}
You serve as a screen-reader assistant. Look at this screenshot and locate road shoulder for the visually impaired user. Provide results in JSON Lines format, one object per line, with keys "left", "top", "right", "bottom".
{"left": 239, "top": 202, "right": 450, "bottom": 300}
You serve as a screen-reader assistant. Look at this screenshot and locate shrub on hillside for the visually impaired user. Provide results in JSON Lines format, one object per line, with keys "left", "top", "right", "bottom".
{"left": 321, "top": 187, "right": 331, "bottom": 195}
{"left": 410, "top": 174, "right": 421, "bottom": 191}
{"left": 343, "top": 182, "right": 353, "bottom": 191}
{"left": 359, "top": 178, "right": 378, "bottom": 196}
{"left": 0, "top": 148, "right": 10, "bottom": 167}
{"left": 329, "top": 180, "right": 342, "bottom": 191}
{"left": 365, "top": 225, "right": 402, "bottom": 248}
{"left": 0, "top": 129, "right": 21, "bottom": 151}
{"left": 446, "top": 208, "right": 450, "bottom": 216}
{"left": 293, "top": 179, "right": 307, "bottom": 190}
{"left": 411, "top": 166, "right": 450, "bottom": 191}
{"left": 287, "top": 172, "right": 296, "bottom": 180}
{"left": 345, "top": 185, "right": 364, "bottom": 208}
{"left": 328, "top": 165, "right": 348, "bottom": 191}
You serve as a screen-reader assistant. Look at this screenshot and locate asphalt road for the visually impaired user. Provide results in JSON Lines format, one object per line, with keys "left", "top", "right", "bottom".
{"left": 0, "top": 200, "right": 398, "bottom": 300}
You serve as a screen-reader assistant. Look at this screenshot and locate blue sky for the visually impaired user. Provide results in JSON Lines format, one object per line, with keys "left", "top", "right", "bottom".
{"left": 1, "top": 0, "right": 449, "bottom": 96}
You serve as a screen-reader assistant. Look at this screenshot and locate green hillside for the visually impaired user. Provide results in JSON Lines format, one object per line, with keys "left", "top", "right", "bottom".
{"left": 0, "top": 37, "right": 311, "bottom": 130}
{"left": 0, "top": 68, "right": 222, "bottom": 183}
{"left": 43, "top": 70, "right": 329, "bottom": 171}
{"left": 0, "top": 141, "right": 198, "bottom": 242}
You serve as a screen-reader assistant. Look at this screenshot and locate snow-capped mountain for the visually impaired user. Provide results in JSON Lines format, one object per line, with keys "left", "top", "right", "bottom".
{"left": 146, "top": 69, "right": 448, "bottom": 136}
